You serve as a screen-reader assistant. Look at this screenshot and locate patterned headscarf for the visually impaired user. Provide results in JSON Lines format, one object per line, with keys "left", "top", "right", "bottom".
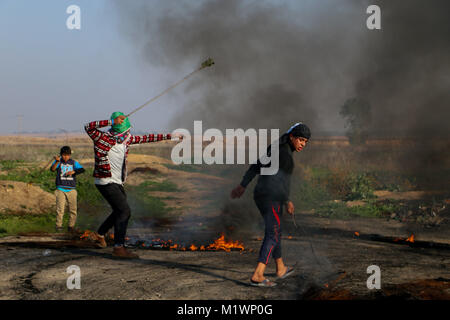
{"left": 110, "top": 111, "right": 131, "bottom": 133}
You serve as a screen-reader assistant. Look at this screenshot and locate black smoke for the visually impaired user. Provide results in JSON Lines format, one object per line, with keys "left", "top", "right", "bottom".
{"left": 111, "top": 0, "right": 449, "bottom": 137}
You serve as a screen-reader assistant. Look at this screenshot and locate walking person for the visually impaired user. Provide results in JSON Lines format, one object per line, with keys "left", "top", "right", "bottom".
{"left": 50, "top": 146, "right": 85, "bottom": 233}
{"left": 84, "top": 112, "right": 177, "bottom": 258}
{"left": 231, "top": 122, "right": 311, "bottom": 287}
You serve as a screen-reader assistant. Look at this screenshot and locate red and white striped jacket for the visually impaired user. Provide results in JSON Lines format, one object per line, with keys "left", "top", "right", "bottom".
{"left": 84, "top": 119, "right": 171, "bottom": 182}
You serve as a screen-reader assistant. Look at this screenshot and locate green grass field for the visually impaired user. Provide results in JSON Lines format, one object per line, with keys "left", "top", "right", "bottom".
{"left": 1, "top": 137, "right": 449, "bottom": 234}
{"left": 0, "top": 160, "right": 179, "bottom": 236}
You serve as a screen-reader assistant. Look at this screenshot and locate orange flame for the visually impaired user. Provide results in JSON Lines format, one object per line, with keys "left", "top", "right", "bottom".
{"left": 165, "top": 234, "right": 245, "bottom": 252}
{"left": 80, "top": 230, "right": 91, "bottom": 240}
{"left": 354, "top": 232, "right": 360, "bottom": 237}
{"left": 406, "top": 234, "right": 415, "bottom": 243}
{"left": 206, "top": 234, "right": 244, "bottom": 252}
{"left": 79, "top": 232, "right": 247, "bottom": 252}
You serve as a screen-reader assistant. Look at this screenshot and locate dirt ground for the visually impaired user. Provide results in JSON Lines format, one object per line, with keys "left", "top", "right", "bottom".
{"left": 1, "top": 140, "right": 449, "bottom": 300}
{"left": 0, "top": 213, "right": 449, "bottom": 300}
{"left": 0, "top": 180, "right": 55, "bottom": 214}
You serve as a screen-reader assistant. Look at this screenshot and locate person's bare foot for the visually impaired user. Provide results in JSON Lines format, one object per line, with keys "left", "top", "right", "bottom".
{"left": 251, "top": 274, "right": 266, "bottom": 283}
{"left": 277, "top": 266, "right": 295, "bottom": 279}
{"left": 250, "top": 278, "right": 277, "bottom": 287}
{"left": 276, "top": 265, "right": 288, "bottom": 277}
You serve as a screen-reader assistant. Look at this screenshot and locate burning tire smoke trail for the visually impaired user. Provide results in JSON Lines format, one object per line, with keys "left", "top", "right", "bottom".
{"left": 111, "top": 0, "right": 449, "bottom": 138}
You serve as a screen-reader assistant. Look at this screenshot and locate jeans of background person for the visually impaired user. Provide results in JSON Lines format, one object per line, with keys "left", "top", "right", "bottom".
{"left": 95, "top": 183, "right": 131, "bottom": 246}
{"left": 55, "top": 189, "right": 78, "bottom": 228}
{"left": 255, "top": 197, "right": 283, "bottom": 264}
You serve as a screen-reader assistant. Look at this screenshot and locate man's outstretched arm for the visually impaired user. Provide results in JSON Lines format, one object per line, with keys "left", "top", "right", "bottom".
{"left": 128, "top": 133, "right": 172, "bottom": 145}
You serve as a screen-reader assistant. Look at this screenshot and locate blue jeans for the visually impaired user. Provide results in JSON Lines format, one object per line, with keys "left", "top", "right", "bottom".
{"left": 255, "top": 198, "right": 283, "bottom": 264}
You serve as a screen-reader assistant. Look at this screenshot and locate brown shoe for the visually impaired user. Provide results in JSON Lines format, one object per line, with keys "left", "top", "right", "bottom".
{"left": 91, "top": 232, "right": 107, "bottom": 248}
{"left": 112, "top": 246, "right": 139, "bottom": 259}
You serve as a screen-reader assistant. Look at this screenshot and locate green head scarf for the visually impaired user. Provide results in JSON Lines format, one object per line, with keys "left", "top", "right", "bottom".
{"left": 110, "top": 111, "right": 131, "bottom": 133}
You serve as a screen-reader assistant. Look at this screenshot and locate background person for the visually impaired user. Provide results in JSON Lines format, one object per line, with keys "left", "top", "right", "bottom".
{"left": 231, "top": 122, "right": 311, "bottom": 287}
{"left": 50, "top": 146, "right": 85, "bottom": 233}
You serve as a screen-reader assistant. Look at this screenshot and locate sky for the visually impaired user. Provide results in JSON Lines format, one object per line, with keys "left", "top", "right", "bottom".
{"left": 0, "top": 0, "right": 348, "bottom": 136}
{"left": 0, "top": 0, "right": 182, "bottom": 134}
{"left": 1, "top": 1, "right": 448, "bottom": 137}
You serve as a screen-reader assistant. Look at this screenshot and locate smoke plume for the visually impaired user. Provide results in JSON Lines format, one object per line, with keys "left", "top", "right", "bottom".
{"left": 111, "top": 0, "right": 449, "bottom": 137}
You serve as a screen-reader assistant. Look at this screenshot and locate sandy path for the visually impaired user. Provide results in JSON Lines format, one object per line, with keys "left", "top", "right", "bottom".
{"left": 124, "top": 154, "right": 232, "bottom": 216}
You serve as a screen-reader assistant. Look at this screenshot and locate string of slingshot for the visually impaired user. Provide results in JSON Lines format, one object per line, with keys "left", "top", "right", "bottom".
{"left": 41, "top": 58, "right": 215, "bottom": 171}
{"left": 126, "top": 58, "right": 215, "bottom": 117}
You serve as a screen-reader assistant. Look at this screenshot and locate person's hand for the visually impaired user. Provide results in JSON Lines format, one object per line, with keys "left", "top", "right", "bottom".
{"left": 64, "top": 170, "right": 76, "bottom": 177}
{"left": 54, "top": 155, "right": 60, "bottom": 162}
{"left": 230, "top": 185, "right": 246, "bottom": 199}
{"left": 286, "top": 201, "right": 295, "bottom": 215}
{"left": 114, "top": 115, "right": 126, "bottom": 125}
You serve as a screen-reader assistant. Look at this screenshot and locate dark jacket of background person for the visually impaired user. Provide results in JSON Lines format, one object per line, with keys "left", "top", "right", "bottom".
{"left": 240, "top": 136, "right": 295, "bottom": 202}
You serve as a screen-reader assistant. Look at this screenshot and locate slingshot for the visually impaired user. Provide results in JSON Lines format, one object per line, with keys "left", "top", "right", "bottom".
{"left": 126, "top": 58, "right": 215, "bottom": 118}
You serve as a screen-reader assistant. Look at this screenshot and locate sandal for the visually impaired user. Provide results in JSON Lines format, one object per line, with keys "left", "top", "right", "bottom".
{"left": 250, "top": 278, "right": 277, "bottom": 287}
{"left": 277, "top": 266, "right": 295, "bottom": 279}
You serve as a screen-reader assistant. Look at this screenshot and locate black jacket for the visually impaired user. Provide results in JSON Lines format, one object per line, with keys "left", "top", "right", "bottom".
{"left": 240, "top": 137, "right": 295, "bottom": 202}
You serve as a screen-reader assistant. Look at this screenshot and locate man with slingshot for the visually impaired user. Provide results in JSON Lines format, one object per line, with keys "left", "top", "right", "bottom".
{"left": 85, "top": 112, "right": 180, "bottom": 259}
